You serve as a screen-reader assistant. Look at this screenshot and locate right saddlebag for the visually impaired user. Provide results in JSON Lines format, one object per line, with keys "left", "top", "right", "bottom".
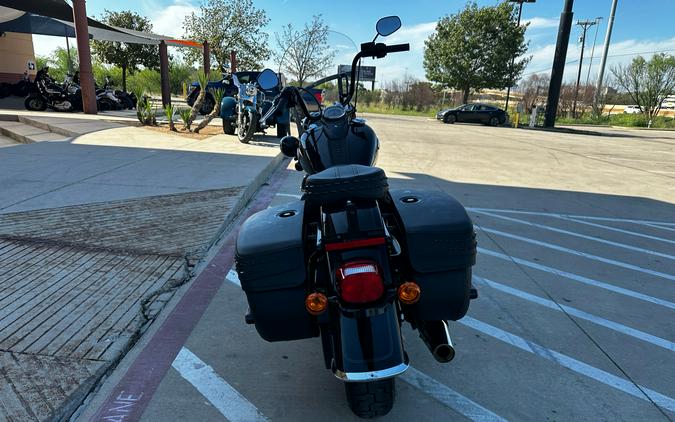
{"left": 389, "top": 189, "right": 477, "bottom": 321}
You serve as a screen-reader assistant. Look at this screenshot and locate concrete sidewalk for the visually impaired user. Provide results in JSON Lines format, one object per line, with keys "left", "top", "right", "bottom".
{"left": 0, "top": 119, "right": 283, "bottom": 421}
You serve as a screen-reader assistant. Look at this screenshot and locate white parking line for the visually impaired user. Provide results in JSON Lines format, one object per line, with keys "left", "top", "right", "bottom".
{"left": 276, "top": 192, "right": 302, "bottom": 199}
{"left": 563, "top": 217, "right": 675, "bottom": 246}
{"left": 478, "top": 247, "right": 675, "bottom": 310}
{"left": 226, "top": 269, "right": 240, "bottom": 286}
{"left": 460, "top": 317, "right": 675, "bottom": 412}
{"left": 467, "top": 207, "right": 675, "bottom": 227}
{"left": 472, "top": 210, "right": 675, "bottom": 262}
{"left": 401, "top": 367, "right": 508, "bottom": 422}
{"left": 473, "top": 276, "right": 675, "bottom": 352}
{"left": 172, "top": 347, "right": 269, "bottom": 422}
{"left": 478, "top": 226, "right": 675, "bottom": 282}
{"left": 643, "top": 223, "right": 675, "bottom": 233}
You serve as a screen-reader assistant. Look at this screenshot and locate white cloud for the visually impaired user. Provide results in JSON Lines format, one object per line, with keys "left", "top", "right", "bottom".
{"left": 524, "top": 17, "right": 559, "bottom": 30}
{"left": 149, "top": 0, "right": 198, "bottom": 38}
{"left": 368, "top": 21, "right": 437, "bottom": 83}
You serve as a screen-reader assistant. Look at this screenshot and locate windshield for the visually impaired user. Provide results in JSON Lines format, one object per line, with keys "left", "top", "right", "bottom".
{"left": 275, "top": 29, "right": 358, "bottom": 103}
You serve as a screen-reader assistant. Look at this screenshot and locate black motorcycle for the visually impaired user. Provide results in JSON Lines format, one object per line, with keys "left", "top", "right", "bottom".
{"left": 235, "top": 16, "right": 477, "bottom": 419}
{"left": 24, "top": 67, "right": 82, "bottom": 112}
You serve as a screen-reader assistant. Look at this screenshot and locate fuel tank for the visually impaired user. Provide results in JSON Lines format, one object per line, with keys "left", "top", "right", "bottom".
{"left": 297, "top": 119, "right": 379, "bottom": 174}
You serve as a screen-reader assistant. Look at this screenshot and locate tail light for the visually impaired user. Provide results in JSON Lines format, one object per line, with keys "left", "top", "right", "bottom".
{"left": 313, "top": 90, "right": 323, "bottom": 105}
{"left": 336, "top": 260, "right": 384, "bottom": 304}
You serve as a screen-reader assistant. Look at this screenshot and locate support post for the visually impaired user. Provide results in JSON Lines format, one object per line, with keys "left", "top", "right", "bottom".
{"left": 544, "top": 0, "right": 575, "bottom": 128}
{"left": 159, "top": 41, "right": 170, "bottom": 107}
{"left": 71, "top": 0, "right": 97, "bottom": 114}
{"left": 593, "top": 0, "right": 618, "bottom": 112}
{"left": 504, "top": 0, "right": 525, "bottom": 113}
{"left": 203, "top": 40, "right": 210, "bottom": 76}
{"left": 230, "top": 50, "right": 237, "bottom": 74}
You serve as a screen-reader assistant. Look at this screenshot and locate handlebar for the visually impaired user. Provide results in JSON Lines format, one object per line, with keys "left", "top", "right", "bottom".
{"left": 384, "top": 43, "right": 410, "bottom": 53}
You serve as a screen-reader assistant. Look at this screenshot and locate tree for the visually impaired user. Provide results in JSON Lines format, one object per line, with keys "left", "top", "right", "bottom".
{"left": 91, "top": 10, "right": 159, "bottom": 92}
{"left": 274, "top": 15, "right": 335, "bottom": 86}
{"left": 519, "top": 73, "right": 549, "bottom": 113}
{"left": 611, "top": 54, "right": 675, "bottom": 120}
{"left": 423, "top": 1, "right": 530, "bottom": 103}
{"left": 183, "top": 0, "right": 270, "bottom": 72}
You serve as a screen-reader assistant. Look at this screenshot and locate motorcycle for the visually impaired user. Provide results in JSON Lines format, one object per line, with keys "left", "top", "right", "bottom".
{"left": 220, "top": 72, "right": 290, "bottom": 143}
{"left": 99, "top": 75, "right": 137, "bottom": 110}
{"left": 24, "top": 67, "right": 83, "bottom": 112}
{"left": 235, "top": 16, "right": 478, "bottom": 418}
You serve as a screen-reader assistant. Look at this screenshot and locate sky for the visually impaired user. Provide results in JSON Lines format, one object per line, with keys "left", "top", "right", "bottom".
{"left": 32, "top": 0, "right": 675, "bottom": 85}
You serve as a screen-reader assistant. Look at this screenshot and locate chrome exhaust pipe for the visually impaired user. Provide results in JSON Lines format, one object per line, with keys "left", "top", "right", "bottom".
{"left": 418, "top": 320, "right": 455, "bottom": 363}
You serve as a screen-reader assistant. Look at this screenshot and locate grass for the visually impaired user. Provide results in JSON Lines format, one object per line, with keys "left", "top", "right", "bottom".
{"left": 557, "top": 114, "right": 675, "bottom": 129}
{"left": 358, "top": 105, "right": 437, "bottom": 118}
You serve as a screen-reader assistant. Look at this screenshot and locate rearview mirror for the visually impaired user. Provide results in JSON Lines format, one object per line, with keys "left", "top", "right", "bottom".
{"left": 257, "top": 69, "right": 279, "bottom": 90}
{"left": 376, "top": 16, "right": 401, "bottom": 37}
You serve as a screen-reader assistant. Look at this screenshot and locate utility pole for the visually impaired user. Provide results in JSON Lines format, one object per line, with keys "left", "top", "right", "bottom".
{"left": 544, "top": 0, "right": 574, "bottom": 128}
{"left": 572, "top": 19, "right": 597, "bottom": 117}
{"left": 593, "top": 0, "right": 618, "bottom": 113}
{"left": 584, "top": 17, "right": 603, "bottom": 87}
{"left": 504, "top": 0, "right": 536, "bottom": 113}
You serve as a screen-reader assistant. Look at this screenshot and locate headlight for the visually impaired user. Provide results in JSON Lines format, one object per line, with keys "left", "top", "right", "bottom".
{"left": 245, "top": 85, "right": 257, "bottom": 96}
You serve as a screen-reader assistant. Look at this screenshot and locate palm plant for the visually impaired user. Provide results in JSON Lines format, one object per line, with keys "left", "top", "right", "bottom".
{"left": 187, "top": 69, "right": 209, "bottom": 130}
{"left": 178, "top": 108, "right": 192, "bottom": 131}
{"left": 194, "top": 88, "right": 225, "bottom": 133}
{"left": 164, "top": 103, "right": 176, "bottom": 131}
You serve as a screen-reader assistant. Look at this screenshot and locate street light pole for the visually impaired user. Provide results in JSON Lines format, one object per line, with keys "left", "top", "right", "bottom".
{"left": 504, "top": 0, "right": 535, "bottom": 113}
{"left": 593, "top": 0, "right": 619, "bottom": 113}
{"left": 572, "top": 20, "right": 597, "bottom": 117}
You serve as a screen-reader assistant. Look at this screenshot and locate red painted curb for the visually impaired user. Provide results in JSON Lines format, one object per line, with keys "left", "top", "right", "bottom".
{"left": 89, "top": 163, "right": 290, "bottom": 422}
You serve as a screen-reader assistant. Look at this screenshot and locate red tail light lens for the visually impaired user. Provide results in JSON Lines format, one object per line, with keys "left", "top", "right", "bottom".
{"left": 314, "top": 91, "right": 323, "bottom": 104}
{"left": 336, "top": 260, "right": 384, "bottom": 304}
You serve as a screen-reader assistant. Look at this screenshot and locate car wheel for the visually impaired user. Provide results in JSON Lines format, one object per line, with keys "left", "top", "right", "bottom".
{"left": 489, "top": 116, "right": 499, "bottom": 126}
{"left": 443, "top": 114, "right": 456, "bottom": 124}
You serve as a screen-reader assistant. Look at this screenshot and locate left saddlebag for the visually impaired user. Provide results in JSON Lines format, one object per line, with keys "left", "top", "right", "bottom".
{"left": 235, "top": 200, "right": 319, "bottom": 342}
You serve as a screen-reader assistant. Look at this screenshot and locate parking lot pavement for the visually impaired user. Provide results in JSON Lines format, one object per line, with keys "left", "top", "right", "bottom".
{"left": 80, "top": 116, "right": 675, "bottom": 421}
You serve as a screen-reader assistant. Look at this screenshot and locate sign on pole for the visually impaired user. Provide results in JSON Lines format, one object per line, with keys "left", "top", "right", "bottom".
{"left": 338, "top": 65, "right": 376, "bottom": 82}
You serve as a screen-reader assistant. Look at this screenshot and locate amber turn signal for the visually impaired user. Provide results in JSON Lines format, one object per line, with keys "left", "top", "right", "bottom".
{"left": 398, "top": 282, "right": 421, "bottom": 305}
{"left": 305, "top": 292, "right": 328, "bottom": 315}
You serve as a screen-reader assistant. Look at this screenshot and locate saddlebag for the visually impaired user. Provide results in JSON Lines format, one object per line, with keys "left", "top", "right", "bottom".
{"left": 235, "top": 200, "right": 319, "bottom": 342}
{"left": 389, "top": 189, "right": 476, "bottom": 321}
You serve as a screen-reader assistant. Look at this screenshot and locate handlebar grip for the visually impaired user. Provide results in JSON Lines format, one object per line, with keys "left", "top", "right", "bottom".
{"left": 385, "top": 43, "right": 410, "bottom": 53}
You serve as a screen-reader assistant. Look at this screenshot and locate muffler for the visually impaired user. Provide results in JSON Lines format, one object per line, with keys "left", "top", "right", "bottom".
{"left": 418, "top": 320, "right": 455, "bottom": 363}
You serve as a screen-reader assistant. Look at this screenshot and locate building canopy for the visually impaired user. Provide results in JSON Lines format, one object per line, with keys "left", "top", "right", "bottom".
{"left": 0, "top": 1, "right": 201, "bottom": 47}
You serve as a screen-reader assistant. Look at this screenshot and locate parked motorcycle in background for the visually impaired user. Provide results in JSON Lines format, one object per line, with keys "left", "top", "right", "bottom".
{"left": 220, "top": 72, "right": 289, "bottom": 143}
{"left": 236, "top": 17, "right": 477, "bottom": 418}
{"left": 24, "top": 67, "right": 83, "bottom": 112}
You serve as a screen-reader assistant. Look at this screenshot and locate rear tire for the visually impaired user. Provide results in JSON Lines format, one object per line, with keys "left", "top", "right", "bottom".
{"left": 489, "top": 116, "right": 499, "bottom": 126}
{"left": 276, "top": 122, "right": 290, "bottom": 138}
{"left": 24, "top": 94, "right": 47, "bottom": 111}
{"left": 200, "top": 95, "right": 215, "bottom": 115}
{"left": 222, "top": 118, "right": 235, "bottom": 135}
{"left": 345, "top": 379, "right": 396, "bottom": 419}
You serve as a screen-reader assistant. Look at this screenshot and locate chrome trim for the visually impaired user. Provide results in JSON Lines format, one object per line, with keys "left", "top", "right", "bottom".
{"left": 333, "top": 362, "right": 409, "bottom": 382}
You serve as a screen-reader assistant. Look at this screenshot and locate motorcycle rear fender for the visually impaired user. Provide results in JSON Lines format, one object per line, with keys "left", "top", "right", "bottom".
{"left": 220, "top": 96, "right": 237, "bottom": 119}
{"left": 330, "top": 302, "right": 408, "bottom": 381}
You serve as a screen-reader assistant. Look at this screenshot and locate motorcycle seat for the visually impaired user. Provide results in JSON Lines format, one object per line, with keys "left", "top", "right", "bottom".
{"left": 303, "top": 164, "right": 388, "bottom": 205}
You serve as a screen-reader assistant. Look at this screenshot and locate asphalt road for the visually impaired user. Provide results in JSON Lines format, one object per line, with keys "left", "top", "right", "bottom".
{"left": 83, "top": 116, "right": 675, "bottom": 421}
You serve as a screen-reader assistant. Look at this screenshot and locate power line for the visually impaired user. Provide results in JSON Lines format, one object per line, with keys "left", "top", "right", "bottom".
{"left": 522, "top": 48, "right": 675, "bottom": 77}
